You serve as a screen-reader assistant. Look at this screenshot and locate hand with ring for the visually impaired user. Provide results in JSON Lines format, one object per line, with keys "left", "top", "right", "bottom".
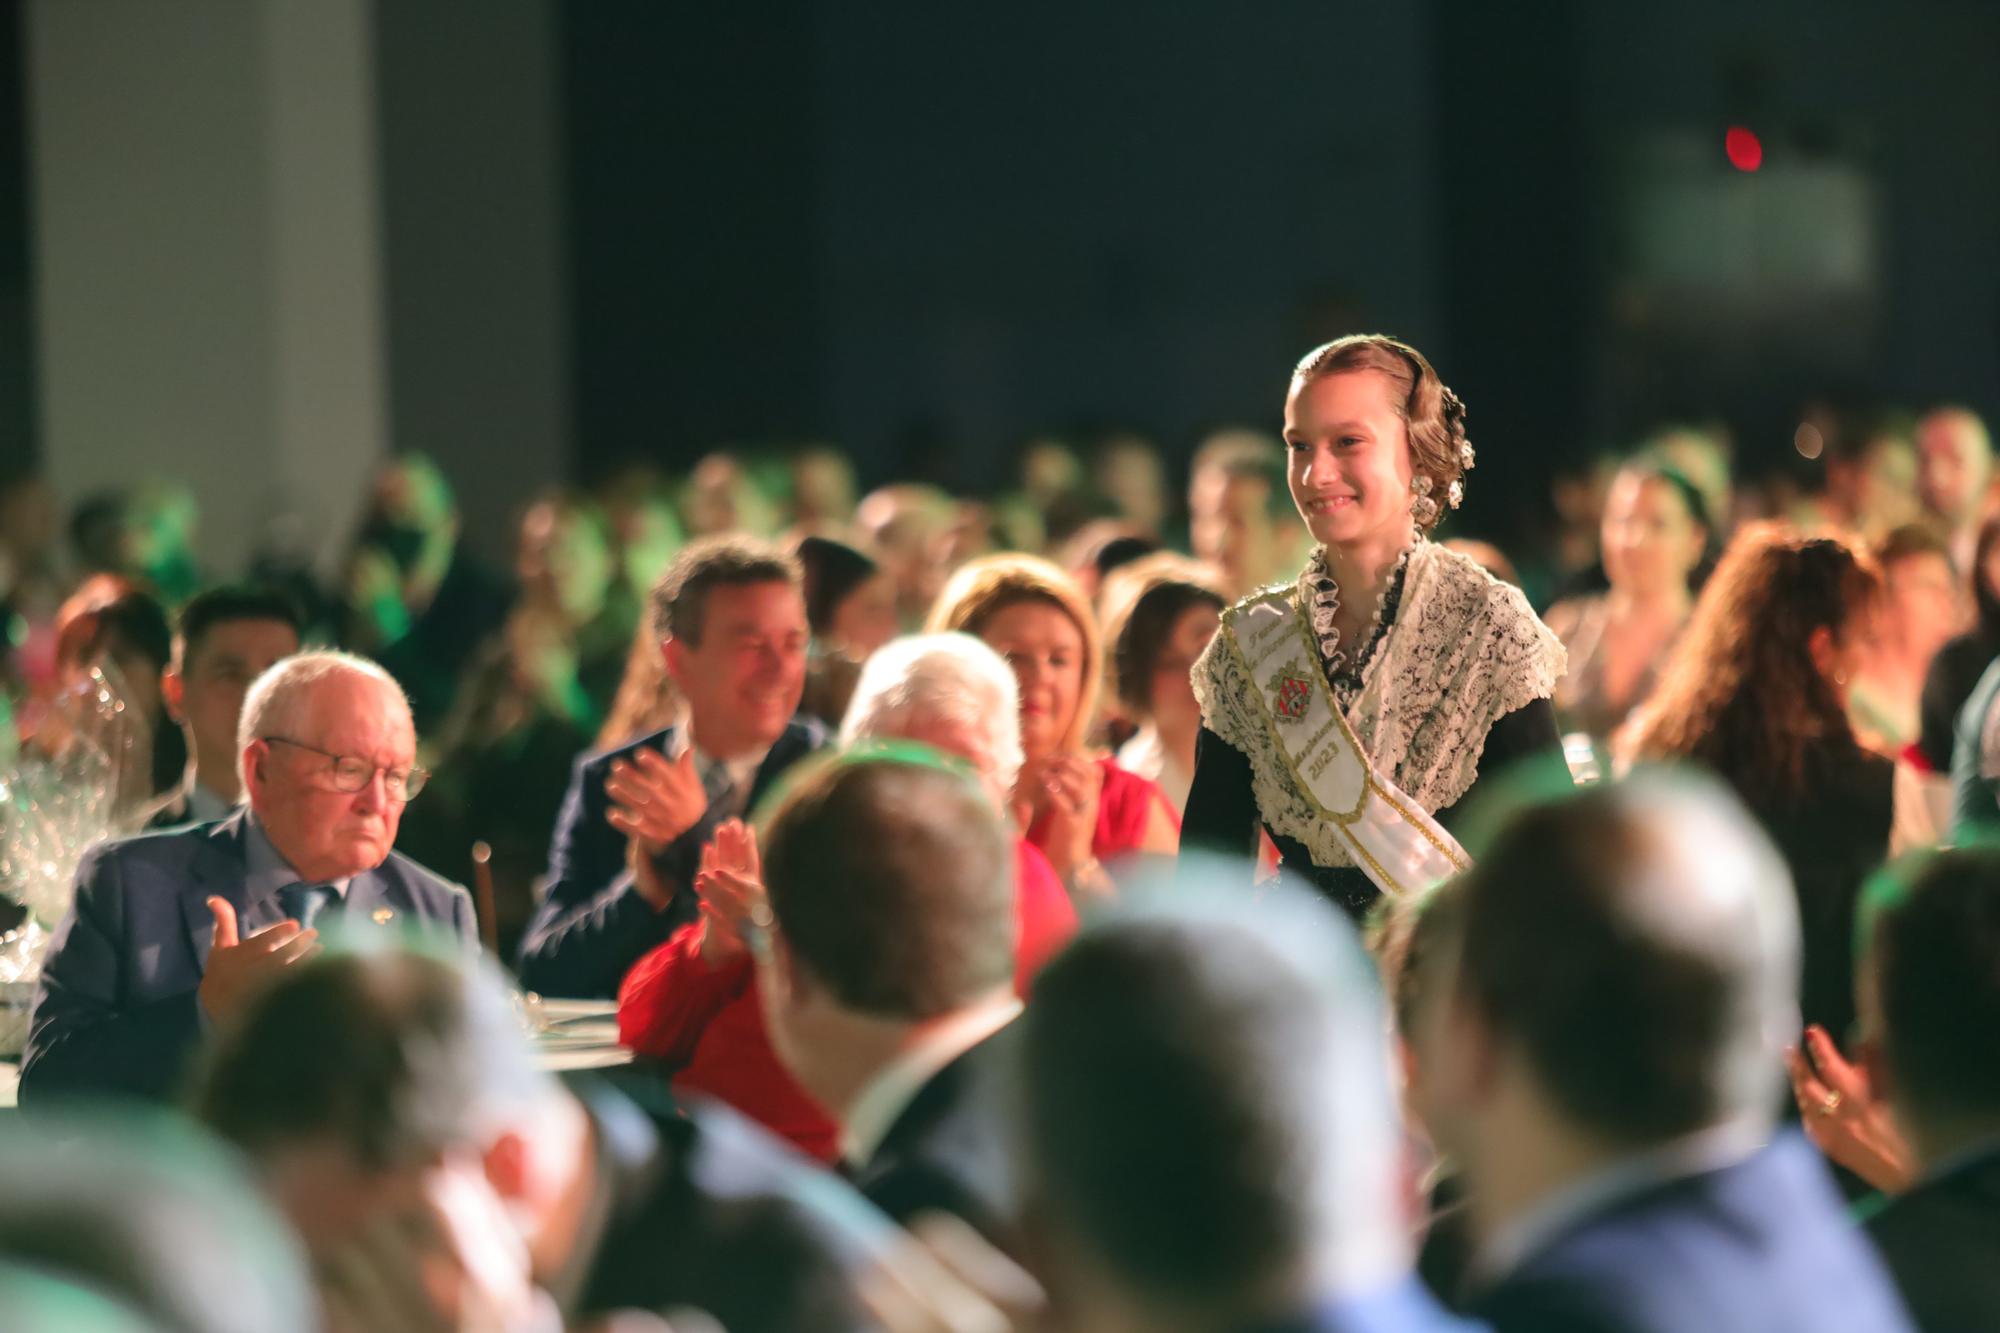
{"left": 1035, "top": 754, "right": 1105, "bottom": 888}
{"left": 1785, "top": 1024, "right": 1914, "bottom": 1194}
{"left": 694, "top": 819, "right": 770, "bottom": 966}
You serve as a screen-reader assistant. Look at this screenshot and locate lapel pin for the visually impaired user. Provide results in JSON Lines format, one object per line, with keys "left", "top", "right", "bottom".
{"left": 371, "top": 907, "right": 395, "bottom": 925}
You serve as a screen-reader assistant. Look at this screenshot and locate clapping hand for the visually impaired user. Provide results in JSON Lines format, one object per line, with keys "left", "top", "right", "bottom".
{"left": 861, "top": 1213, "right": 1046, "bottom": 1333}
{"left": 1037, "top": 755, "right": 1106, "bottom": 895}
{"left": 197, "top": 897, "right": 320, "bottom": 1028}
{"left": 1786, "top": 1024, "right": 1915, "bottom": 1195}
{"left": 608, "top": 748, "right": 711, "bottom": 910}
{"left": 606, "top": 748, "right": 710, "bottom": 854}
{"left": 695, "top": 819, "right": 769, "bottom": 966}
{"left": 319, "top": 1161, "right": 551, "bottom": 1333}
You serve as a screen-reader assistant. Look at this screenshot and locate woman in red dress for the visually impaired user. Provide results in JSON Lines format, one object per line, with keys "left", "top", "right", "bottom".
{"left": 927, "top": 554, "right": 1180, "bottom": 898}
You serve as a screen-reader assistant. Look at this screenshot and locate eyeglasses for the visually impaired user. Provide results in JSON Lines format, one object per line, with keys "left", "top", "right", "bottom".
{"left": 265, "top": 736, "right": 429, "bottom": 800}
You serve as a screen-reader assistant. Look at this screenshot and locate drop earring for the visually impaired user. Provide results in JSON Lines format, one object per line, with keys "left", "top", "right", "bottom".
{"left": 1410, "top": 475, "right": 1439, "bottom": 528}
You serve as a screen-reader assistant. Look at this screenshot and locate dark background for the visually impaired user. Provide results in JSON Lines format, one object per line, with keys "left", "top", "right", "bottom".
{"left": 5, "top": 1, "right": 1998, "bottom": 549}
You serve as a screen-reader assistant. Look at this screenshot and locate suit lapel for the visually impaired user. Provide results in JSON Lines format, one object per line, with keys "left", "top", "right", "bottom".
{"left": 182, "top": 811, "right": 287, "bottom": 974}
{"left": 341, "top": 867, "right": 401, "bottom": 931}
{"left": 746, "top": 720, "right": 823, "bottom": 810}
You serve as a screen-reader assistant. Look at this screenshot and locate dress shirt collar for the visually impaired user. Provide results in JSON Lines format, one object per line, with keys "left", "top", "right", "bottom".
{"left": 840, "top": 993, "right": 1023, "bottom": 1169}
{"left": 1471, "top": 1119, "right": 1765, "bottom": 1288}
{"left": 242, "top": 810, "right": 352, "bottom": 902}
{"left": 664, "top": 718, "right": 770, "bottom": 808}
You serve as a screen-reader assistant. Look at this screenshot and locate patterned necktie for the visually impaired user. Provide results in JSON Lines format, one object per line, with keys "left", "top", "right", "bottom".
{"left": 278, "top": 882, "right": 339, "bottom": 931}
{"left": 701, "top": 758, "right": 740, "bottom": 819}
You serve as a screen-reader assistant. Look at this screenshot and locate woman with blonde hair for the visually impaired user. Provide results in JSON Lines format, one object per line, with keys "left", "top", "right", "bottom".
{"left": 927, "top": 553, "right": 1180, "bottom": 896}
{"left": 1182, "top": 334, "right": 1567, "bottom": 921}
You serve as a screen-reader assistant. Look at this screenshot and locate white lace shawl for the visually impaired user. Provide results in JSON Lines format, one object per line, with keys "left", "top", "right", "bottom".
{"left": 1191, "top": 541, "right": 1566, "bottom": 869}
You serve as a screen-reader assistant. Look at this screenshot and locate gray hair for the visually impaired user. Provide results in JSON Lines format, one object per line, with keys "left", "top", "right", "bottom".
{"left": 236, "top": 650, "right": 410, "bottom": 790}
{"left": 839, "top": 633, "right": 1025, "bottom": 793}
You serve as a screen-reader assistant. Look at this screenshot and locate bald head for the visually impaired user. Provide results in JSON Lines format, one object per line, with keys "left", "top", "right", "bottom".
{"left": 239, "top": 652, "right": 418, "bottom": 882}
{"left": 1445, "top": 771, "right": 1798, "bottom": 1145}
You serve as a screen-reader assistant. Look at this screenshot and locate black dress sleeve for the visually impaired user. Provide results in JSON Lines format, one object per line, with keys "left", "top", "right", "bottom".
{"left": 1429, "top": 696, "right": 1565, "bottom": 832}
{"left": 1179, "top": 725, "right": 1262, "bottom": 860}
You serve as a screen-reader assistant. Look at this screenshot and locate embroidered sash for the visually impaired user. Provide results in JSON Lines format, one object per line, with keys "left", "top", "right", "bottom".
{"left": 1221, "top": 587, "right": 1471, "bottom": 898}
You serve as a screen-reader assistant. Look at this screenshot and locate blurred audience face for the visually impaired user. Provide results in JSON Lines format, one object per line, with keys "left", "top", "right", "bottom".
{"left": 828, "top": 572, "right": 899, "bottom": 659}
{"left": 1283, "top": 371, "right": 1415, "bottom": 553}
{"left": 164, "top": 617, "right": 301, "bottom": 803}
{"left": 1190, "top": 467, "right": 1278, "bottom": 596}
{"left": 1880, "top": 547, "right": 1965, "bottom": 662}
{"left": 790, "top": 446, "right": 858, "bottom": 527}
{"left": 1149, "top": 601, "right": 1219, "bottom": 735}
{"left": 1841, "top": 435, "right": 1919, "bottom": 534}
{"left": 518, "top": 500, "right": 614, "bottom": 626}
{"left": 858, "top": 485, "right": 953, "bottom": 622}
{"left": 1600, "top": 469, "right": 1705, "bottom": 597}
{"left": 1916, "top": 408, "right": 1993, "bottom": 528}
{"left": 1021, "top": 440, "right": 1085, "bottom": 509}
{"left": 369, "top": 456, "right": 457, "bottom": 551}
{"left": 615, "top": 493, "right": 685, "bottom": 597}
{"left": 243, "top": 670, "right": 416, "bottom": 882}
{"left": 664, "top": 580, "right": 808, "bottom": 756}
{"left": 1093, "top": 435, "right": 1169, "bottom": 535}
{"left": 979, "top": 600, "right": 1085, "bottom": 761}
{"left": 1649, "top": 429, "right": 1734, "bottom": 534}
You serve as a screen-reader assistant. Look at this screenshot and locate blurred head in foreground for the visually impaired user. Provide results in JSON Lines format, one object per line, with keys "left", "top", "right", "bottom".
{"left": 1014, "top": 859, "right": 1415, "bottom": 1331}
{"left": 1408, "top": 771, "right": 1798, "bottom": 1237}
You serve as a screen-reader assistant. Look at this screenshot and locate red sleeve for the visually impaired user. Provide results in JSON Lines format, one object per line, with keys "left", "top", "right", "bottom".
{"left": 616, "top": 923, "right": 752, "bottom": 1064}
{"left": 1091, "top": 757, "right": 1180, "bottom": 860}
{"left": 1013, "top": 838, "right": 1078, "bottom": 992}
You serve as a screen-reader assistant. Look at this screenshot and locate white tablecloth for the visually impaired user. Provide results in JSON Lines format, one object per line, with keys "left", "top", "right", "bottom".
{"left": 528, "top": 998, "right": 632, "bottom": 1073}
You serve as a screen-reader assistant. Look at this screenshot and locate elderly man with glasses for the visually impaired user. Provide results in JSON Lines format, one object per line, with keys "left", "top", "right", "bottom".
{"left": 21, "top": 650, "right": 475, "bottom": 1107}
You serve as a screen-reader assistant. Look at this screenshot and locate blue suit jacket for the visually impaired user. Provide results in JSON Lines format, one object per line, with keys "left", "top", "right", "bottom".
{"left": 20, "top": 810, "right": 475, "bottom": 1107}
{"left": 1470, "top": 1134, "right": 1914, "bottom": 1333}
{"left": 514, "top": 717, "right": 827, "bottom": 999}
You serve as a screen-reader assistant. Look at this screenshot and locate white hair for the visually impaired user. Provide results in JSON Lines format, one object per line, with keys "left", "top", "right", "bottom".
{"left": 236, "top": 650, "right": 410, "bottom": 790}
{"left": 840, "top": 633, "right": 1025, "bottom": 793}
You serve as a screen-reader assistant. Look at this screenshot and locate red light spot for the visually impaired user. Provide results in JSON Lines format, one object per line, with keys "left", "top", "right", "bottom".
{"left": 1725, "top": 126, "right": 1763, "bottom": 172}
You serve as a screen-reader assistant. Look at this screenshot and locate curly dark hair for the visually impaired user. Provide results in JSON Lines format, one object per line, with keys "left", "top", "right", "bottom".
{"left": 1623, "top": 523, "right": 1882, "bottom": 797}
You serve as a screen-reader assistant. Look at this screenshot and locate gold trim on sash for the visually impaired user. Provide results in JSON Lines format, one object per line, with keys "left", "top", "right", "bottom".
{"left": 1220, "top": 587, "right": 1471, "bottom": 897}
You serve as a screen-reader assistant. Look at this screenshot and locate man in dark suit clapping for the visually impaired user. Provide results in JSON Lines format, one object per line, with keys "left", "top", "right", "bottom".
{"left": 516, "top": 535, "right": 824, "bottom": 998}
{"left": 1410, "top": 771, "right": 1914, "bottom": 1333}
{"left": 22, "top": 650, "right": 475, "bottom": 1106}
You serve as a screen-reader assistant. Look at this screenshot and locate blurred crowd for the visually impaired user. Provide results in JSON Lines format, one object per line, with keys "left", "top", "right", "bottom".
{"left": 3, "top": 386, "right": 2000, "bottom": 1333}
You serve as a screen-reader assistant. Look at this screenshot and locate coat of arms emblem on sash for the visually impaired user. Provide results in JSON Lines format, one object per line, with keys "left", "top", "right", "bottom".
{"left": 1266, "top": 665, "right": 1313, "bottom": 723}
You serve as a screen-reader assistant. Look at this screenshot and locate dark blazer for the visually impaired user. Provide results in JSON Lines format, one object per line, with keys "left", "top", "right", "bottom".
{"left": 515, "top": 717, "right": 827, "bottom": 999}
{"left": 851, "top": 1025, "right": 1019, "bottom": 1249}
{"left": 1248, "top": 1278, "right": 1480, "bottom": 1333}
{"left": 20, "top": 811, "right": 475, "bottom": 1107}
{"left": 1469, "top": 1134, "right": 1914, "bottom": 1333}
{"left": 1950, "top": 655, "right": 2000, "bottom": 843}
{"left": 1866, "top": 1141, "right": 2000, "bottom": 1332}
{"left": 569, "top": 1074, "right": 891, "bottom": 1333}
